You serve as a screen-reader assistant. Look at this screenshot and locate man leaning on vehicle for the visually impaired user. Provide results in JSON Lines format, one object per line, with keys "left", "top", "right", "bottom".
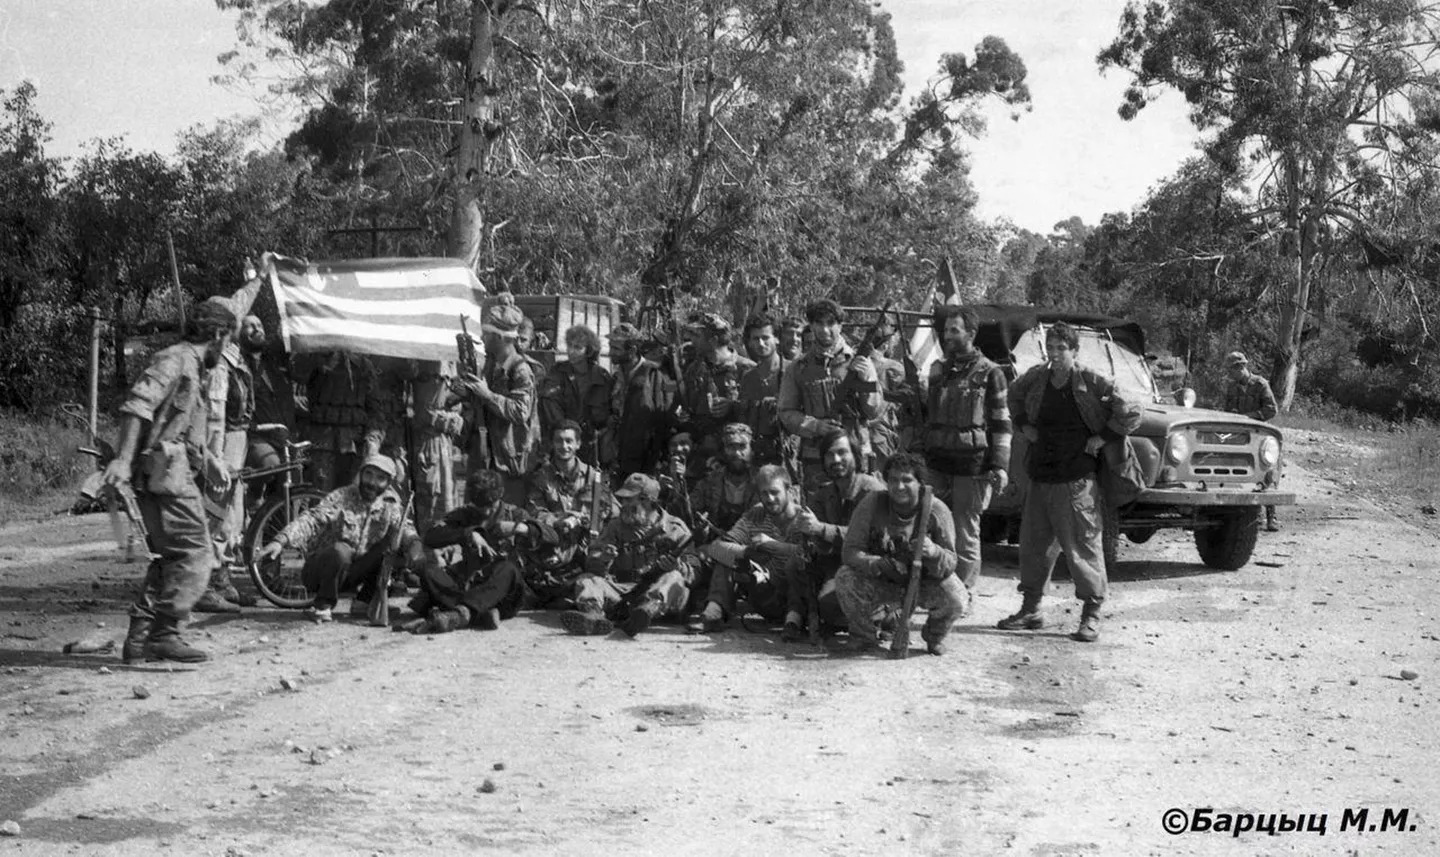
{"left": 1222, "top": 350, "right": 1281, "bottom": 532}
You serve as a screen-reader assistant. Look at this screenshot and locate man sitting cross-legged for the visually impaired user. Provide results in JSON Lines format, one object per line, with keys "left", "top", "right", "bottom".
{"left": 256, "top": 453, "right": 422, "bottom": 624}
{"left": 834, "top": 452, "right": 969, "bottom": 656}
{"left": 690, "top": 464, "right": 813, "bottom": 636}
{"left": 560, "top": 473, "right": 698, "bottom": 638}
{"left": 402, "top": 469, "right": 559, "bottom": 634}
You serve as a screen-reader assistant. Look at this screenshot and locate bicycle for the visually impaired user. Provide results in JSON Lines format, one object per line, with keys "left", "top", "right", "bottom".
{"left": 239, "top": 423, "right": 329, "bottom": 608}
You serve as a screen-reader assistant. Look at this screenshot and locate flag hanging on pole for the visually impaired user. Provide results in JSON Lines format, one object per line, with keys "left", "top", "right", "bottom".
{"left": 262, "top": 253, "right": 487, "bottom": 361}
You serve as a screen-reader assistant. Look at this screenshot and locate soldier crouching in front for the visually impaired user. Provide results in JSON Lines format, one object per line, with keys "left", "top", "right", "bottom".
{"left": 256, "top": 454, "right": 422, "bottom": 623}
{"left": 834, "top": 453, "right": 968, "bottom": 656}
{"left": 560, "top": 474, "right": 697, "bottom": 638}
{"left": 400, "top": 469, "right": 557, "bottom": 634}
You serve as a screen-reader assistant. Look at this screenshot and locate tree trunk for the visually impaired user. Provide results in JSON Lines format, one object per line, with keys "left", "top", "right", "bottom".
{"left": 110, "top": 290, "right": 127, "bottom": 391}
{"left": 446, "top": 0, "right": 497, "bottom": 270}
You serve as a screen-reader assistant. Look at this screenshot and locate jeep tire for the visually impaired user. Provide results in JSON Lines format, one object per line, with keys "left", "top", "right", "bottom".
{"left": 1194, "top": 507, "right": 1260, "bottom": 570}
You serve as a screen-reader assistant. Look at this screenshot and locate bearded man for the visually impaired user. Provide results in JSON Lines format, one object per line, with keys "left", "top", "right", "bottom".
{"left": 256, "top": 454, "right": 423, "bottom": 624}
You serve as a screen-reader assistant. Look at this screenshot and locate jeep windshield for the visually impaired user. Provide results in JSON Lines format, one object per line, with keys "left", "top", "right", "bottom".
{"left": 1010, "top": 324, "right": 1160, "bottom": 404}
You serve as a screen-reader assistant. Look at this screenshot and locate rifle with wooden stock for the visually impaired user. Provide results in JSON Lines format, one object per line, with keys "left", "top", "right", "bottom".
{"left": 368, "top": 490, "right": 414, "bottom": 628}
{"left": 831, "top": 301, "right": 896, "bottom": 469}
{"left": 889, "top": 484, "right": 934, "bottom": 659}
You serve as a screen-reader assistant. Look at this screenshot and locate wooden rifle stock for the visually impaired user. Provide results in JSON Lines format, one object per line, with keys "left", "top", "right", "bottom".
{"left": 889, "top": 485, "right": 934, "bottom": 659}
{"left": 369, "top": 491, "right": 413, "bottom": 628}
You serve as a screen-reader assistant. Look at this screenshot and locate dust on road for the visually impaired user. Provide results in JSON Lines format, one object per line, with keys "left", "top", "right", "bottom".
{"left": 2, "top": 430, "right": 1438, "bottom": 856}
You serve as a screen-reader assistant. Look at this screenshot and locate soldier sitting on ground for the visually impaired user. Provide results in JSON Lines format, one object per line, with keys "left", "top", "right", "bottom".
{"left": 400, "top": 469, "right": 557, "bottom": 634}
{"left": 560, "top": 473, "right": 698, "bottom": 638}
{"left": 690, "top": 464, "right": 815, "bottom": 638}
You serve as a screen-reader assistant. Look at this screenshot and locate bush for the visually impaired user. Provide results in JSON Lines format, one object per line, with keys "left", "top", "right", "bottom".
{"left": 0, "top": 302, "right": 98, "bottom": 410}
{"left": 0, "top": 407, "right": 101, "bottom": 523}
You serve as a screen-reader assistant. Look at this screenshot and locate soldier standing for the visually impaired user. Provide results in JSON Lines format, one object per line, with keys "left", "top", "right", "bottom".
{"left": 778, "top": 299, "right": 881, "bottom": 491}
{"left": 737, "top": 313, "right": 789, "bottom": 467}
{"left": 998, "top": 322, "right": 1141, "bottom": 643}
{"left": 679, "top": 313, "right": 754, "bottom": 465}
{"left": 411, "top": 362, "right": 465, "bottom": 532}
{"left": 539, "top": 324, "right": 613, "bottom": 466}
{"left": 607, "top": 323, "right": 675, "bottom": 479}
{"left": 1221, "top": 350, "right": 1280, "bottom": 531}
{"left": 920, "top": 305, "right": 1012, "bottom": 591}
{"left": 302, "top": 351, "right": 386, "bottom": 490}
{"left": 106, "top": 300, "right": 238, "bottom": 664}
{"left": 454, "top": 295, "right": 539, "bottom": 504}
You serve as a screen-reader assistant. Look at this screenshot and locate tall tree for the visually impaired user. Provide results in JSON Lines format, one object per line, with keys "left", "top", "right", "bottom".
{"left": 1100, "top": 0, "right": 1440, "bottom": 408}
{"left": 0, "top": 82, "right": 64, "bottom": 331}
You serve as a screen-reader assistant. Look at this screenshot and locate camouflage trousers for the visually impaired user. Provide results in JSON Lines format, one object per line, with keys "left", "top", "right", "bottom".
{"left": 833, "top": 565, "right": 970, "bottom": 645}
{"left": 926, "top": 472, "right": 993, "bottom": 589}
{"left": 571, "top": 571, "right": 690, "bottom": 619}
{"left": 133, "top": 490, "right": 213, "bottom": 624}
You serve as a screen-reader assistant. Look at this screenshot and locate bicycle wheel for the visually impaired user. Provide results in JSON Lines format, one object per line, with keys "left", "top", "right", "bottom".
{"left": 243, "top": 487, "right": 327, "bottom": 608}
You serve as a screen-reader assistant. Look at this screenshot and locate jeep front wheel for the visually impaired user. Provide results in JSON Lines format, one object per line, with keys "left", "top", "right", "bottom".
{"left": 1194, "top": 508, "right": 1260, "bottom": 570}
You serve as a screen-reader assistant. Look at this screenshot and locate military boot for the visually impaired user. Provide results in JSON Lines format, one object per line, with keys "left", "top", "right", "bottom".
{"left": 620, "top": 601, "right": 660, "bottom": 638}
{"left": 122, "top": 614, "right": 153, "bottom": 664}
{"left": 193, "top": 590, "right": 241, "bottom": 614}
{"left": 1072, "top": 599, "right": 1102, "bottom": 643}
{"left": 996, "top": 591, "right": 1044, "bottom": 631}
{"left": 144, "top": 618, "right": 209, "bottom": 664}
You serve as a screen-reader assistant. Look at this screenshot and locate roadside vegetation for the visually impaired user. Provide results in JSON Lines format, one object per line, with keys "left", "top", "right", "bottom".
{"left": 0, "top": 409, "right": 105, "bottom": 526}
{"left": 1279, "top": 397, "right": 1440, "bottom": 523}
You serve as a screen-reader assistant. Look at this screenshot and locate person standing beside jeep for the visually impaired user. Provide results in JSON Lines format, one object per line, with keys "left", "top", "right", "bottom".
{"left": 998, "top": 321, "right": 1141, "bottom": 643}
{"left": 920, "top": 304, "right": 1011, "bottom": 592}
{"left": 104, "top": 299, "right": 238, "bottom": 664}
{"left": 1221, "top": 350, "right": 1280, "bottom": 532}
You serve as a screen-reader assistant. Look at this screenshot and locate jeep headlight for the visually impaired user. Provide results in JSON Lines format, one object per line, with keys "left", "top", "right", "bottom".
{"left": 1259, "top": 435, "right": 1280, "bottom": 468}
{"left": 1165, "top": 433, "right": 1190, "bottom": 465}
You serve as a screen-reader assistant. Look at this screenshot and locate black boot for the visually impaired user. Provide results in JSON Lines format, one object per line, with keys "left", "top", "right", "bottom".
{"left": 122, "top": 613, "right": 152, "bottom": 664}
{"left": 145, "top": 617, "right": 209, "bottom": 664}
{"left": 1072, "top": 599, "right": 1101, "bottom": 643}
{"left": 997, "top": 592, "right": 1044, "bottom": 631}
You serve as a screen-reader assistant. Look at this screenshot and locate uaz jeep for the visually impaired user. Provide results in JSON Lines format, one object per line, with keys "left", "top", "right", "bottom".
{"left": 967, "top": 306, "right": 1295, "bottom": 572}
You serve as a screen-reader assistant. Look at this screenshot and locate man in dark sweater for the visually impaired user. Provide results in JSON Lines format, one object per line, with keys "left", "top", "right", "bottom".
{"left": 998, "top": 322, "right": 1141, "bottom": 643}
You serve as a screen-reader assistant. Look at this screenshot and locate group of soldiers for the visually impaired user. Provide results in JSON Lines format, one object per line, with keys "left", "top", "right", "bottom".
{"left": 107, "top": 286, "right": 1189, "bottom": 664}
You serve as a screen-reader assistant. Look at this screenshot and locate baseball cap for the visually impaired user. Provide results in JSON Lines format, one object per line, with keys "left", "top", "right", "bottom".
{"left": 359, "top": 453, "right": 399, "bottom": 481}
{"left": 613, "top": 473, "right": 660, "bottom": 502}
{"left": 1225, "top": 351, "right": 1249, "bottom": 367}
{"left": 684, "top": 312, "right": 731, "bottom": 335}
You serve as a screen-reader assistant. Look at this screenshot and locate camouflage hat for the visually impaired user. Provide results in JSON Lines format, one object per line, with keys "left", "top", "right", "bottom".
{"left": 358, "top": 453, "right": 399, "bottom": 482}
{"left": 609, "top": 322, "right": 642, "bottom": 342}
{"left": 482, "top": 293, "right": 526, "bottom": 338}
{"left": 684, "top": 311, "right": 731, "bottom": 335}
{"left": 1225, "top": 351, "right": 1249, "bottom": 367}
{"left": 721, "top": 423, "right": 753, "bottom": 445}
{"left": 613, "top": 473, "right": 660, "bottom": 502}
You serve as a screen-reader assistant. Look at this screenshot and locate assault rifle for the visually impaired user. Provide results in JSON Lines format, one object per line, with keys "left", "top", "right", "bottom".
{"left": 369, "top": 490, "right": 414, "bottom": 628}
{"left": 830, "top": 301, "right": 896, "bottom": 468}
{"left": 457, "top": 315, "right": 480, "bottom": 377}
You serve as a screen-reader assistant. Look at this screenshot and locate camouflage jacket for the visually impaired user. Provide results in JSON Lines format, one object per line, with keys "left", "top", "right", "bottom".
{"left": 841, "top": 490, "right": 958, "bottom": 581}
{"left": 276, "top": 483, "right": 419, "bottom": 558}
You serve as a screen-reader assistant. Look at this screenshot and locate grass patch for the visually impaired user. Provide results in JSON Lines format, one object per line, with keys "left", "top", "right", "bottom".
{"left": 1279, "top": 397, "right": 1440, "bottom": 517}
{"left": 0, "top": 408, "right": 107, "bottom": 525}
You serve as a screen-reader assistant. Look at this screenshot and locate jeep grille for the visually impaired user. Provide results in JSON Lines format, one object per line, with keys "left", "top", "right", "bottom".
{"left": 1189, "top": 452, "right": 1252, "bottom": 476}
{"left": 1195, "top": 429, "right": 1250, "bottom": 446}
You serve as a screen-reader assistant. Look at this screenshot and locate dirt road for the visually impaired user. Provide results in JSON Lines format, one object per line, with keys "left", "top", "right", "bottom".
{"left": 2, "top": 429, "right": 1437, "bottom": 856}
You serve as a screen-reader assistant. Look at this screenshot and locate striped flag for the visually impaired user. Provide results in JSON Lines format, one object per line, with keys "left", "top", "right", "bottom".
{"left": 262, "top": 253, "right": 487, "bottom": 361}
